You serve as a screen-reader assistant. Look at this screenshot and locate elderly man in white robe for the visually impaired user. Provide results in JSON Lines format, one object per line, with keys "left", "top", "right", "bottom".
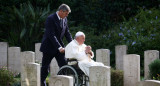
{"left": 65, "top": 31, "right": 104, "bottom": 76}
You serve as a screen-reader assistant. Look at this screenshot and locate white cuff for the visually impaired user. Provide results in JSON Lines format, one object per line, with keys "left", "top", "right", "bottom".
{"left": 58, "top": 47, "right": 63, "bottom": 50}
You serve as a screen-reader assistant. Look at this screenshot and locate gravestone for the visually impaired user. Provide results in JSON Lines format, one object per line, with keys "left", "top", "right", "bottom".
{"left": 137, "top": 80, "right": 160, "bottom": 86}
{"left": 0, "top": 42, "right": 8, "bottom": 67}
{"left": 8, "top": 47, "right": 21, "bottom": 73}
{"left": 21, "top": 63, "right": 40, "bottom": 86}
{"left": 115, "top": 45, "right": 127, "bottom": 70}
{"left": 21, "top": 51, "right": 36, "bottom": 86}
{"left": 49, "top": 75, "right": 73, "bottom": 86}
{"left": 35, "top": 43, "right": 42, "bottom": 63}
{"left": 123, "top": 54, "right": 140, "bottom": 86}
{"left": 89, "top": 66, "right": 110, "bottom": 86}
{"left": 96, "top": 49, "right": 110, "bottom": 66}
{"left": 50, "top": 58, "right": 59, "bottom": 76}
{"left": 144, "top": 50, "right": 159, "bottom": 79}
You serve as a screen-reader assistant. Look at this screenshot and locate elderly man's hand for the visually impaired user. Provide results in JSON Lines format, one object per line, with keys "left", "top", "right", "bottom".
{"left": 85, "top": 45, "right": 92, "bottom": 54}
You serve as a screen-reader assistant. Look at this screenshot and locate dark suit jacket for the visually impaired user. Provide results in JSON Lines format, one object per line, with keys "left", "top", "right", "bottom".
{"left": 40, "top": 13, "right": 72, "bottom": 54}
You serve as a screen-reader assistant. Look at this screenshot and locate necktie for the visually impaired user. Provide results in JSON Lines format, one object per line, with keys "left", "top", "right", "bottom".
{"left": 60, "top": 19, "right": 63, "bottom": 28}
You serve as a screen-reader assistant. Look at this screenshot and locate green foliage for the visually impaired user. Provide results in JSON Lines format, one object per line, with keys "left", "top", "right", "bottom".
{"left": 100, "top": 8, "right": 160, "bottom": 68}
{"left": 0, "top": 1, "right": 51, "bottom": 51}
{"left": 1, "top": 0, "right": 160, "bottom": 51}
{"left": 153, "top": 74, "right": 160, "bottom": 81}
{"left": 0, "top": 66, "right": 16, "bottom": 86}
{"left": 61, "top": 0, "right": 160, "bottom": 33}
{"left": 12, "top": 73, "right": 21, "bottom": 86}
{"left": 154, "top": 74, "right": 160, "bottom": 81}
{"left": 111, "top": 69, "right": 123, "bottom": 86}
{"left": 115, "top": 8, "right": 160, "bottom": 70}
{"left": 149, "top": 59, "right": 160, "bottom": 80}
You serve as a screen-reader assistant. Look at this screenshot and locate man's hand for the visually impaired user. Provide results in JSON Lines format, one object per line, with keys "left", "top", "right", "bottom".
{"left": 59, "top": 48, "right": 65, "bottom": 53}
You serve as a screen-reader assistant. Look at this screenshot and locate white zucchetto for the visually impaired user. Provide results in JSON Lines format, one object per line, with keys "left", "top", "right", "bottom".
{"left": 75, "top": 31, "right": 85, "bottom": 38}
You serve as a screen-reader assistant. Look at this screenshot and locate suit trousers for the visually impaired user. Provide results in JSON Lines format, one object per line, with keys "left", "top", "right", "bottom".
{"left": 41, "top": 51, "right": 67, "bottom": 86}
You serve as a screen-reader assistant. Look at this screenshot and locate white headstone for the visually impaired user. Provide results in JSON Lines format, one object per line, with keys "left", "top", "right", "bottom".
{"left": 0, "top": 42, "right": 8, "bottom": 67}
{"left": 49, "top": 75, "right": 73, "bottom": 86}
{"left": 96, "top": 49, "right": 110, "bottom": 66}
{"left": 116, "top": 45, "right": 127, "bottom": 70}
{"left": 89, "top": 66, "right": 111, "bottom": 86}
{"left": 50, "top": 58, "right": 59, "bottom": 76}
{"left": 21, "top": 51, "right": 35, "bottom": 86}
{"left": 144, "top": 50, "right": 159, "bottom": 79}
{"left": 35, "top": 43, "right": 42, "bottom": 63}
{"left": 21, "top": 63, "right": 40, "bottom": 86}
{"left": 123, "top": 54, "right": 140, "bottom": 86}
{"left": 8, "top": 47, "right": 21, "bottom": 73}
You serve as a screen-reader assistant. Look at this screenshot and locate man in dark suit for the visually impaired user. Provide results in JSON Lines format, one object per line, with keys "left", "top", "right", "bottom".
{"left": 40, "top": 4, "right": 72, "bottom": 86}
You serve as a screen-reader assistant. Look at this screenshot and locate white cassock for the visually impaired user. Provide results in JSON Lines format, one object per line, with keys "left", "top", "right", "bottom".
{"left": 65, "top": 40, "right": 104, "bottom": 76}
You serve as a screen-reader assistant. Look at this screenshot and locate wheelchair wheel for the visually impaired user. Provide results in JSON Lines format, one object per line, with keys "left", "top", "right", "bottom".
{"left": 57, "top": 65, "right": 79, "bottom": 86}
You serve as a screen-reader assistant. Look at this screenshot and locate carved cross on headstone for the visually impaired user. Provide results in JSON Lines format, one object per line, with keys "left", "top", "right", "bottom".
{"left": 96, "top": 72, "right": 100, "bottom": 78}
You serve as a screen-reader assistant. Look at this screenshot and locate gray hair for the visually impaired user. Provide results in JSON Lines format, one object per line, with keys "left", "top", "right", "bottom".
{"left": 58, "top": 4, "right": 71, "bottom": 13}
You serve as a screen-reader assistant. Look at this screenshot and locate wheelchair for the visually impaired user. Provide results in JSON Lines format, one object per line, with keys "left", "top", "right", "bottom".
{"left": 57, "top": 58, "right": 89, "bottom": 86}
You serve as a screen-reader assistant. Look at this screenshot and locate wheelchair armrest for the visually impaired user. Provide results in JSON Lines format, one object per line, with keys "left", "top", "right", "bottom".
{"left": 67, "top": 58, "right": 78, "bottom": 62}
{"left": 67, "top": 58, "right": 78, "bottom": 65}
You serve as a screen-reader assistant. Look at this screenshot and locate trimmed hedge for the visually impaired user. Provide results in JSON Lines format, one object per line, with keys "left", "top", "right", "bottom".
{"left": 149, "top": 59, "right": 160, "bottom": 80}
{"left": 111, "top": 69, "right": 123, "bottom": 86}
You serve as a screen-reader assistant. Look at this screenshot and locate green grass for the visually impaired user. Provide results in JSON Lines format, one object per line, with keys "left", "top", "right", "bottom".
{"left": 141, "top": 76, "right": 144, "bottom": 81}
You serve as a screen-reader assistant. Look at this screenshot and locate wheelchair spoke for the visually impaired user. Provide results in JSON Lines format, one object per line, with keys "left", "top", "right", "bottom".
{"left": 57, "top": 65, "right": 89, "bottom": 86}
